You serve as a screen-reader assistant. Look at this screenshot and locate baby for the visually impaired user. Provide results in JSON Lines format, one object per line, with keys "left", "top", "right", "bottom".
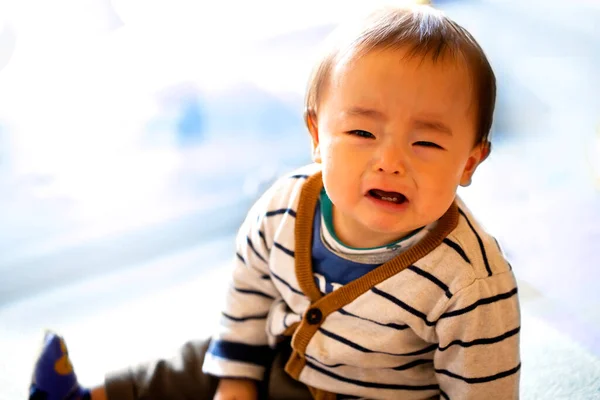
{"left": 30, "top": 3, "right": 520, "bottom": 400}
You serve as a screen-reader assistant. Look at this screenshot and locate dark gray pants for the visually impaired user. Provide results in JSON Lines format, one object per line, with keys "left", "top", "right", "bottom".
{"left": 105, "top": 339, "right": 313, "bottom": 400}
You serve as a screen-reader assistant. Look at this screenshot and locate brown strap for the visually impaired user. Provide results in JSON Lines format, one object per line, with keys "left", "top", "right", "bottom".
{"left": 294, "top": 171, "right": 325, "bottom": 302}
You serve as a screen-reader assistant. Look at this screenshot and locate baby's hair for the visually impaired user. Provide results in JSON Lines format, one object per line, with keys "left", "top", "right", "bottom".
{"left": 304, "top": 4, "right": 496, "bottom": 146}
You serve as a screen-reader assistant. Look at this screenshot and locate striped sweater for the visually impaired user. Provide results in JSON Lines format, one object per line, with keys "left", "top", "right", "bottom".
{"left": 202, "top": 164, "right": 521, "bottom": 400}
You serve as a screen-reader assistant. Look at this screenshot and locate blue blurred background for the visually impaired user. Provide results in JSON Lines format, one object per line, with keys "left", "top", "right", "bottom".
{"left": 0, "top": 1, "right": 599, "bottom": 399}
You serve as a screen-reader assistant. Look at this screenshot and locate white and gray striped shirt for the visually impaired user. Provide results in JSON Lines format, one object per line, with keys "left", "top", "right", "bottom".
{"left": 202, "top": 164, "right": 521, "bottom": 400}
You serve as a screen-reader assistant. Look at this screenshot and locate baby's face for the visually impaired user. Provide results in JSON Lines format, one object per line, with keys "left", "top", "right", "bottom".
{"left": 309, "top": 47, "right": 486, "bottom": 248}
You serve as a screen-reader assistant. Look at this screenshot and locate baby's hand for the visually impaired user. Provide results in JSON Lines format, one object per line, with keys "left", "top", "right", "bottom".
{"left": 213, "top": 378, "right": 258, "bottom": 400}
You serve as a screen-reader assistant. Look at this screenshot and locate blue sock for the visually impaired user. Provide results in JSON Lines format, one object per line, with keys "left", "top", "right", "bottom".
{"left": 30, "top": 331, "right": 90, "bottom": 400}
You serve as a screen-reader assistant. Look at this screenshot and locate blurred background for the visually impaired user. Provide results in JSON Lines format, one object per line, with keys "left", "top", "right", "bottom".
{"left": 0, "top": 0, "right": 599, "bottom": 399}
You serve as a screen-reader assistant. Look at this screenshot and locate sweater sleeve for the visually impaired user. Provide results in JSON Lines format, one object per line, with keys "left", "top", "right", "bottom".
{"left": 434, "top": 270, "right": 521, "bottom": 400}
{"left": 201, "top": 193, "right": 281, "bottom": 382}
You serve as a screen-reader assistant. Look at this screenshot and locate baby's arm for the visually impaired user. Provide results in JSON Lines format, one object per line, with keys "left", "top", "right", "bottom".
{"left": 213, "top": 378, "right": 258, "bottom": 400}
{"left": 200, "top": 191, "right": 282, "bottom": 392}
{"left": 434, "top": 271, "right": 521, "bottom": 399}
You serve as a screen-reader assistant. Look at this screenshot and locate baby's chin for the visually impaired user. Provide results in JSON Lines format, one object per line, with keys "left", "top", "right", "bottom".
{"left": 360, "top": 215, "right": 422, "bottom": 238}
{"left": 365, "top": 207, "right": 445, "bottom": 235}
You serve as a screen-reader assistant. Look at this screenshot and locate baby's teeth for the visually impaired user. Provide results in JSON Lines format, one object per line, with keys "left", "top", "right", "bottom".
{"left": 382, "top": 196, "right": 398, "bottom": 202}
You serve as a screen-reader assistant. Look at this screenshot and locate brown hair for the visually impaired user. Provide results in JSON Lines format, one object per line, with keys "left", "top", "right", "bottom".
{"left": 304, "top": 4, "right": 496, "bottom": 146}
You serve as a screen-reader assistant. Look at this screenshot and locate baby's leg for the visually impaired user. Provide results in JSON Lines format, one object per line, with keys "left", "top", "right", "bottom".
{"left": 30, "top": 332, "right": 219, "bottom": 400}
{"left": 102, "top": 338, "right": 312, "bottom": 400}
{"left": 103, "top": 339, "right": 219, "bottom": 399}
{"left": 31, "top": 333, "right": 312, "bottom": 400}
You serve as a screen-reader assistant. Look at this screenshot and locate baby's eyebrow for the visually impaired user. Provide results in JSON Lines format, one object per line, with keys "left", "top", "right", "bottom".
{"left": 342, "top": 108, "right": 454, "bottom": 136}
{"left": 413, "top": 119, "right": 453, "bottom": 136}
{"left": 343, "top": 106, "right": 387, "bottom": 120}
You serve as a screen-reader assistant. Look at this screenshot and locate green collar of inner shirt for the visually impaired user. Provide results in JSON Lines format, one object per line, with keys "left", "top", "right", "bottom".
{"left": 319, "top": 188, "right": 422, "bottom": 251}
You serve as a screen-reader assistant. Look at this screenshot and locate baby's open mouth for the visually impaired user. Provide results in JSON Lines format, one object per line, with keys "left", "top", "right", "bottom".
{"left": 368, "top": 189, "right": 407, "bottom": 204}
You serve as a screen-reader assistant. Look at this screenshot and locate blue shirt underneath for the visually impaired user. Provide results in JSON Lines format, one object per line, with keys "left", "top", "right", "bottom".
{"left": 311, "top": 201, "right": 381, "bottom": 294}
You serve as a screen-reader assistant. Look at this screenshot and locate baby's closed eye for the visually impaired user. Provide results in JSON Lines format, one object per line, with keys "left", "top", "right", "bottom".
{"left": 413, "top": 141, "right": 444, "bottom": 150}
{"left": 347, "top": 130, "right": 376, "bottom": 139}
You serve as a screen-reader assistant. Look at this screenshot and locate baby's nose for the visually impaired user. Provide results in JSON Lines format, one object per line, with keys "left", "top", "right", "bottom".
{"left": 375, "top": 145, "right": 407, "bottom": 175}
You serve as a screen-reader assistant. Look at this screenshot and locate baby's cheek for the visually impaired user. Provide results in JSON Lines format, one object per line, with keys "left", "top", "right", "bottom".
{"left": 417, "top": 181, "right": 456, "bottom": 215}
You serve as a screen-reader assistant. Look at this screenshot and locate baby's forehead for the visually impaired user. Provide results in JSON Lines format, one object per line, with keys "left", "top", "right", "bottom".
{"left": 322, "top": 47, "right": 478, "bottom": 126}
{"left": 329, "top": 46, "right": 474, "bottom": 97}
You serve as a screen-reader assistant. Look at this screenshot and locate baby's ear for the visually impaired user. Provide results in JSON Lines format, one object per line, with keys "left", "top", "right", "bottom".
{"left": 305, "top": 110, "right": 322, "bottom": 163}
{"left": 460, "top": 142, "right": 491, "bottom": 187}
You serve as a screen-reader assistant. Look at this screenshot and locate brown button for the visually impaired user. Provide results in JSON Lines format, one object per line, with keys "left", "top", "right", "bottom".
{"left": 306, "top": 308, "right": 323, "bottom": 325}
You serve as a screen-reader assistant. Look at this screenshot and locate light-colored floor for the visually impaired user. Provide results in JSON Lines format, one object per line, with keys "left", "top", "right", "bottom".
{"left": 1, "top": 253, "right": 599, "bottom": 400}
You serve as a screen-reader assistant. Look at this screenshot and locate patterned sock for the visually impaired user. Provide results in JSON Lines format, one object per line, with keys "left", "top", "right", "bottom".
{"left": 29, "top": 331, "right": 91, "bottom": 400}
